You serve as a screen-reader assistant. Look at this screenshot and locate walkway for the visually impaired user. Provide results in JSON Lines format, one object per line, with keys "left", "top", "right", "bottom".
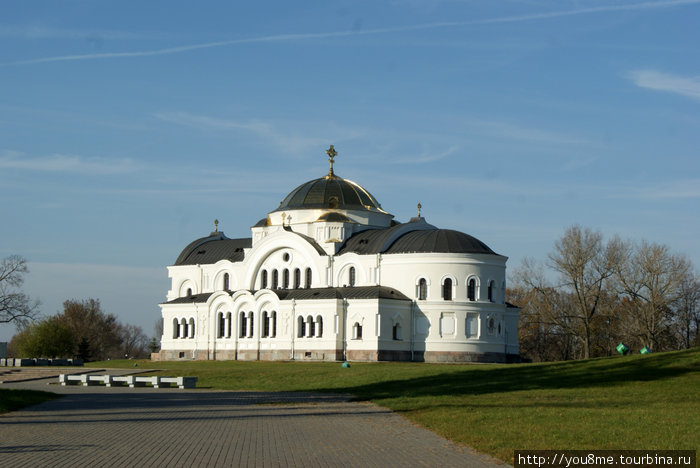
{"left": 1, "top": 373, "right": 508, "bottom": 467}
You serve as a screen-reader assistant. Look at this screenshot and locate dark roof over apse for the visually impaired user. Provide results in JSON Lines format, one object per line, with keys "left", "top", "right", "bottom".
{"left": 162, "top": 286, "right": 410, "bottom": 304}
{"left": 174, "top": 233, "right": 252, "bottom": 266}
{"left": 339, "top": 226, "right": 498, "bottom": 255}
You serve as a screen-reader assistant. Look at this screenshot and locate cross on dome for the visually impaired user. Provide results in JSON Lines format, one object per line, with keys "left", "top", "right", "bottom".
{"left": 325, "top": 145, "right": 338, "bottom": 178}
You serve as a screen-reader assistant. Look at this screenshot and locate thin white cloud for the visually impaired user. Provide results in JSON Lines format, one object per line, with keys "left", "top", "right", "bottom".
{"left": 4, "top": 0, "right": 698, "bottom": 66}
{"left": 627, "top": 69, "right": 700, "bottom": 101}
{"left": 0, "top": 24, "right": 151, "bottom": 40}
{"left": 462, "top": 118, "right": 590, "bottom": 146}
{"left": 153, "top": 111, "right": 354, "bottom": 155}
{"left": 0, "top": 150, "right": 141, "bottom": 175}
{"left": 623, "top": 178, "right": 700, "bottom": 199}
{"left": 393, "top": 145, "right": 460, "bottom": 163}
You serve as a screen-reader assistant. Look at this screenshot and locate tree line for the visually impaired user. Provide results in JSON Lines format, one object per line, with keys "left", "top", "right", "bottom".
{"left": 1, "top": 255, "right": 155, "bottom": 361}
{"left": 8, "top": 298, "right": 154, "bottom": 360}
{"left": 510, "top": 226, "right": 700, "bottom": 362}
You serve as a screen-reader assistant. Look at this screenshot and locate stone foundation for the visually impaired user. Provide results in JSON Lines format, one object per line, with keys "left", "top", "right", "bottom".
{"left": 292, "top": 349, "right": 343, "bottom": 361}
{"left": 154, "top": 348, "right": 520, "bottom": 363}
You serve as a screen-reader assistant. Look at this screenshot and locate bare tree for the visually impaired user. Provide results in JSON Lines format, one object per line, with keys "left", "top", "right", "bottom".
{"left": 675, "top": 272, "right": 699, "bottom": 349}
{"left": 120, "top": 323, "right": 149, "bottom": 358}
{"left": 613, "top": 241, "right": 691, "bottom": 351}
{"left": 0, "top": 255, "right": 40, "bottom": 326}
{"left": 516, "top": 226, "right": 621, "bottom": 359}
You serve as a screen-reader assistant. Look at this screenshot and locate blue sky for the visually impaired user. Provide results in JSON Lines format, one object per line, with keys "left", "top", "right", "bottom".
{"left": 1, "top": 0, "right": 698, "bottom": 342}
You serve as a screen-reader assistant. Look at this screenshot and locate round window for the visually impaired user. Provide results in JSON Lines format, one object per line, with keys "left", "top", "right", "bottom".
{"left": 282, "top": 252, "right": 290, "bottom": 262}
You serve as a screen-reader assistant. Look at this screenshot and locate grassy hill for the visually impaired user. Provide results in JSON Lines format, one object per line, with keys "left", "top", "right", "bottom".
{"left": 94, "top": 347, "right": 699, "bottom": 464}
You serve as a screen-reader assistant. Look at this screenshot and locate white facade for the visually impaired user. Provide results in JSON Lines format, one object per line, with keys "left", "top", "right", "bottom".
{"left": 157, "top": 152, "right": 519, "bottom": 362}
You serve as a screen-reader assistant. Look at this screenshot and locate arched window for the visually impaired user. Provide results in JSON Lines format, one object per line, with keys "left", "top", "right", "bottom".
{"left": 353, "top": 322, "right": 363, "bottom": 340}
{"left": 271, "top": 311, "right": 277, "bottom": 338}
{"left": 348, "top": 267, "right": 356, "bottom": 286}
{"left": 305, "top": 268, "right": 312, "bottom": 288}
{"left": 262, "top": 311, "right": 269, "bottom": 338}
{"left": 173, "top": 318, "right": 180, "bottom": 339}
{"left": 488, "top": 280, "right": 494, "bottom": 302}
{"left": 181, "top": 318, "right": 188, "bottom": 339}
{"left": 294, "top": 268, "right": 301, "bottom": 289}
{"left": 283, "top": 269, "right": 290, "bottom": 289}
{"left": 307, "top": 315, "right": 315, "bottom": 338}
{"left": 272, "top": 270, "right": 279, "bottom": 289}
{"left": 261, "top": 270, "right": 268, "bottom": 289}
{"left": 488, "top": 317, "right": 495, "bottom": 335}
{"left": 498, "top": 322, "right": 502, "bottom": 335}
{"left": 247, "top": 312, "right": 254, "bottom": 338}
{"left": 186, "top": 288, "right": 193, "bottom": 297}
{"left": 226, "top": 312, "right": 232, "bottom": 338}
{"left": 297, "top": 316, "right": 306, "bottom": 338}
{"left": 443, "top": 278, "right": 452, "bottom": 301}
{"left": 393, "top": 323, "right": 402, "bottom": 340}
{"left": 223, "top": 273, "right": 230, "bottom": 291}
{"left": 217, "top": 312, "right": 224, "bottom": 339}
{"left": 468, "top": 278, "right": 476, "bottom": 301}
{"left": 189, "top": 318, "right": 196, "bottom": 338}
{"left": 315, "top": 315, "right": 323, "bottom": 337}
{"left": 239, "top": 312, "right": 247, "bottom": 338}
{"left": 417, "top": 278, "right": 427, "bottom": 300}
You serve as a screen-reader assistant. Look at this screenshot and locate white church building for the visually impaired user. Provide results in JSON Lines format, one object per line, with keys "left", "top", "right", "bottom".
{"left": 156, "top": 146, "right": 519, "bottom": 362}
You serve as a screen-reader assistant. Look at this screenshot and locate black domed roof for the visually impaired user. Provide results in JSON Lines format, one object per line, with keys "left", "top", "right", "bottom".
{"left": 339, "top": 226, "right": 498, "bottom": 256}
{"left": 274, "top": 176, "right": 384, "bottom": 213}
{"left": 174, "top": 232, "right": 252, "bottom": 266}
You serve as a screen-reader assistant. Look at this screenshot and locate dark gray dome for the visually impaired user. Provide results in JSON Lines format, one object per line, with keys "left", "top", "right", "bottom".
{"left": 274, "top": 176, "right": 384, "bottom": 212}
{"left": 174, "top": 232, "right": 252, "bottom": 266}
{"left": 339, "top": 226, "right": 498, "bottom": 256}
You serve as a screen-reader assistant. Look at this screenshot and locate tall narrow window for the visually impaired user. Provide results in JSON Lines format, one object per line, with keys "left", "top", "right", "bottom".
{"left": 189, "top": 318, "right": 196, "bottom": 338}
{"left": 488, "top": 280, "right": 494, "bottom": 302}
{"left": 348, "top": 267, "right": 356, "bottom": 286}
{"left": 418, "top": 278, "right": 427, "bottom": 300}
{"left": 468, "top": 278, "right": 476, "bottom": 301}
{"left": 226, "top": 312, "right": 232, "bottom": 338}
{"left": 305, "top": 268, "right": 312, "bottom": 288}
{"left": 247, "top": 312, "right": 254, "bottom": 338}
{"left": 307, "top": 315, "right": 315, "bottom": 337}
{"left": 261, "top": 270, "right": 268, "bottom": 289}
{"left": 315, "top": 315, "right": 323, "bottom": 338}
{"left": 297, "top": 316, "right": 305, "bottom": 338}
{"left": 240, "top": 312, "right": 247, "bottom": 338}
{"left": 393, "top": 323, "right": 402, "bottom": 340}
{"left": 223, "top": 273, "right": 230, "bottom": 291}
{"left": 294, "top": 268, "right": 301, "bottom": 289}
{"left": 173, "top": 318, "right": 179, "bottom": 339}
{"left": 272, "top": 269, "right": 279, "bottom": 289}
{"left": 181, "top": 318, "right": 188, "bottom": 339}
{"left": 283, "top": 269, "right": 290, "bottom": 289}
{"left": 271, "top": 311, "right": 277, "bottom": 338}
{"left": 443, "top": 278, "right": 452, "bottom": 301}
{"left": 353, "top": 322, "right": 363, "bottom": 339}
{"left": 262, "top": 311, "right": 269, "bottom": 338}
{"left": 217, "top": 313, "right": 224, "bottom": 339}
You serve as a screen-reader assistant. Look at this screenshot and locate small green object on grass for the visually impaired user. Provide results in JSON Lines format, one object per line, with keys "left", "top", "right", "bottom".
{"left": 133, "top": 363, "right": 138, "bottom": 367}
{"left": 616, "top": 343, "right": 629, "bottom": 355}
{"left": 341, "top": 361, "right": 350, "bottom": 368}
{"left": 640, "top": 347, "right": 651, "bottom": 354}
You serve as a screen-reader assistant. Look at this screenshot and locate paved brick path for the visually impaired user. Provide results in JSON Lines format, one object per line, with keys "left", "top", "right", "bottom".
{"left": 1, "top": 376, "right": 508, "bottom": 467}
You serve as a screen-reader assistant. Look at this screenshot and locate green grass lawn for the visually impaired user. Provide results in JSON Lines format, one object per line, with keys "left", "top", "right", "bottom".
{"left": 92, "top": 348, "right": 698, "bottom": 464}
{"left": 0, "top": 389, "right": 60, "bottom": 414}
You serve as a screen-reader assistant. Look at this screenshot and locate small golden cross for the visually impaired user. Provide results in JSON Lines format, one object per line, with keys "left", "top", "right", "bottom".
{"left": 326, "top": 145, "right": 338, "bottom": 177}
